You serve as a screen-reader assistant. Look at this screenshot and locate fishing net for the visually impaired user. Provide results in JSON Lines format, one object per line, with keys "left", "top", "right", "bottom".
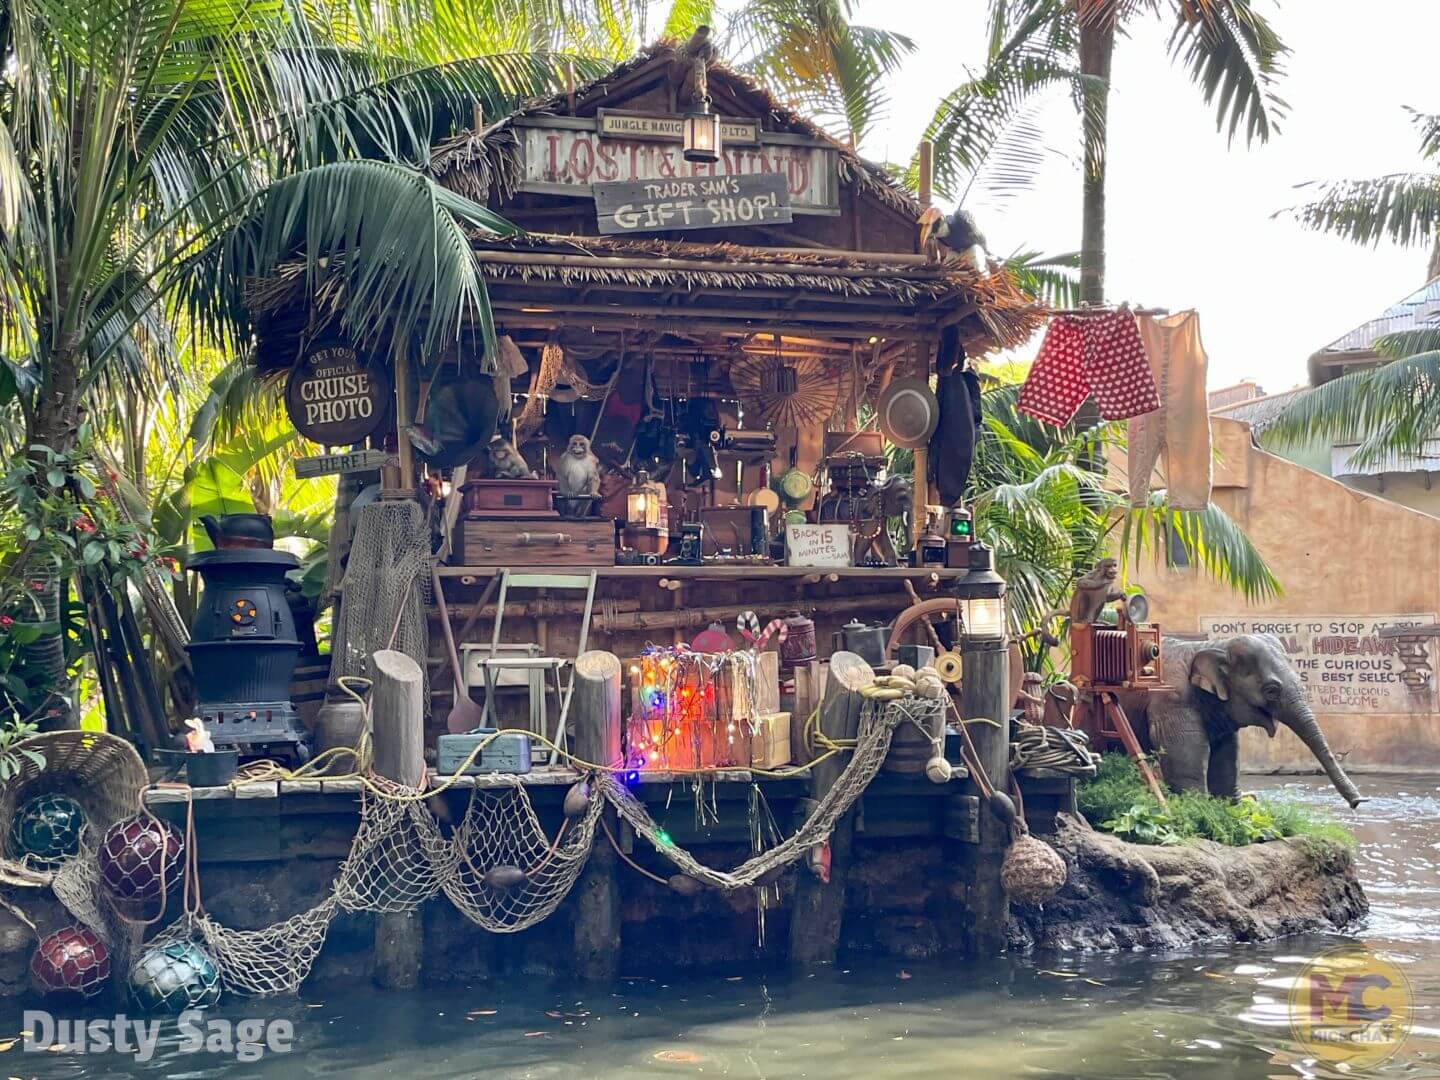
{"left": 597, "top": 695, "right": 921, "bottom": 891}
{"left": 330, "top": 500, "right": 430, "bottom": 699}
{"left": 443, "top": 777, "right": 602, "bottom": 932}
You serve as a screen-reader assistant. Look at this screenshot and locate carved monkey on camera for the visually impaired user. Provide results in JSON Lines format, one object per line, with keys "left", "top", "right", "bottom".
{"left": 1069, "top": 558, "right": 1125, "bottom": 625}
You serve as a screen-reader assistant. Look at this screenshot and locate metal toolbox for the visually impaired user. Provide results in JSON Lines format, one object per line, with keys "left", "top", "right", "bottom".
{"left": 435, "top": 729, "right": 533, "bottom": 775}
{"left": 457, "top": 516, "right": 615, "bottom": 566}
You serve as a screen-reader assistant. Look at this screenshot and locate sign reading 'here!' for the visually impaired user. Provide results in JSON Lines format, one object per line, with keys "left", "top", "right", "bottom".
{"left": 592, "top": 174, "right": 793, "bottom": 236}
{"left": 283, "top": 344, "right": 390, "bottom": 446}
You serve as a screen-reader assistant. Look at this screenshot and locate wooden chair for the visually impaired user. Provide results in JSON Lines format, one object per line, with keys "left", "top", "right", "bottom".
{"left": 479, "top": 569, "right": 598, "bottom": 762}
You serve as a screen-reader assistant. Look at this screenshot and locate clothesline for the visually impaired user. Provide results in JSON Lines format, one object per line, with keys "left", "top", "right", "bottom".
{"left": 1048, "top": 303, "right": 1170, "bottom": 317}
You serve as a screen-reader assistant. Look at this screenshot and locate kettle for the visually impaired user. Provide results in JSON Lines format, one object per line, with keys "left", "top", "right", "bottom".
{"left": 200, "top": 513, "right": 275, "bottom": 550}
{"left": 835, "top": 618, "right": 888, "bottom": 667}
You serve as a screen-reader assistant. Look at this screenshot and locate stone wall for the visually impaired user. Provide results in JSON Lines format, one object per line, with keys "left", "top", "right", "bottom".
{"left": 1127, "top": 417, "right": 1440, "bottom": 773}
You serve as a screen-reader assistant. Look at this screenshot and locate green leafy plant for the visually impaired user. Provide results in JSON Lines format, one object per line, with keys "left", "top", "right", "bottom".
{"left": 1078, "top": 753, "right": 1356, "bottom": 850}
{"left": 1102, "top": 801, "right": 1182, "bottom": 846}
{"left": 0, "top": 719, "right": 45, "bottom": 781}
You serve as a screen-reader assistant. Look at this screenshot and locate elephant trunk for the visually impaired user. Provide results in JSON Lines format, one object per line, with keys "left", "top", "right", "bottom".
{"left": 1281, "top": 693, "right": 1363, "bottom": 808}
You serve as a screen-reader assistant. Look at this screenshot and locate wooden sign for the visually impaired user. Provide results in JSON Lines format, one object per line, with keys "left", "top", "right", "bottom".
{"left": 597, "top": 109, "right": 761, "bottom": 145}
{"left": 293, "top": 448, "right": 392, "bottom": 479}
{"left": 516, "top": 119, "right": 840, "bottom": 214}
{"left": 283, "top": 344, "right": 390, "bottom": 446}
{"left": 593, "top": 174, "right": 792, "bottom": 236}
{"left": 785, "top": 523, "right": 852, "bottom": 568}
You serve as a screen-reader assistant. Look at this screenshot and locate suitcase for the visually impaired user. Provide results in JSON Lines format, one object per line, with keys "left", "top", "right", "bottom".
{"left": 456, "top": 516, "right": 615, "bottom": 566}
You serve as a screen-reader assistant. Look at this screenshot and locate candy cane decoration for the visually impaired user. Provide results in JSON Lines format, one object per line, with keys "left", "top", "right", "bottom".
{"left": 753, "top": 618, "right": 788, "bottom": 652}
{"left": 736, "top": 610, "right": 761, "bottom": 645}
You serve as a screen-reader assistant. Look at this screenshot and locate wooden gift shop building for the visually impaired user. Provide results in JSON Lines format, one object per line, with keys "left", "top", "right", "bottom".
{"left": 177, "top": 37, "right": 1058, "bottom": 979}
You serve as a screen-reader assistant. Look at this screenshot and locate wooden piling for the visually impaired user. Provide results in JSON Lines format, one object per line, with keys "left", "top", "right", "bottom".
{"left": 959, "top": 639, "right": 1011, "bottom": 954}
{"left": 371, "top": 649, "right": 425, "bottom": 990}
{"left": 789, "top": 651, "right": 874, "bottom": 969}
{"left": 571, "top": 651, "right": 623, "bottom": 980}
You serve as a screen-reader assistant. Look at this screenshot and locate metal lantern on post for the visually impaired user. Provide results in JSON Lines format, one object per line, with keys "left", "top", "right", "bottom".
{"left": 683, "top": 53, "right": 722, "bottom": 164}
{"left": 958, "top": 543, "right": 1007, "bottom": 644}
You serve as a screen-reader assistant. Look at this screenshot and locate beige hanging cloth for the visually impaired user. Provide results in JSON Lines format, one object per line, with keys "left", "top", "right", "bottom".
{"left": 1128, "top": 311, "right": 1212, "bottom": 511}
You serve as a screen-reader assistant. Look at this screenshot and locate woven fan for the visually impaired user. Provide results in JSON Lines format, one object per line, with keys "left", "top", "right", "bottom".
{"left": 729, "top": 352, "right": 850, "bottom": 429}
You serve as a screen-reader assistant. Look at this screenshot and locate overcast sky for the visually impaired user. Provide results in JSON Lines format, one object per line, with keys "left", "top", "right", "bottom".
{"left": 846, "top": 1, "right": 1439, "bottom": 392}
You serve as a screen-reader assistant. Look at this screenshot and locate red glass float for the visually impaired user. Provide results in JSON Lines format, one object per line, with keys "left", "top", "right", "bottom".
{"left": 98, "top": 815, "right": 183, "bottom": 907}
{"left": 32, "top": 926, "right": 110, "bottom": 998}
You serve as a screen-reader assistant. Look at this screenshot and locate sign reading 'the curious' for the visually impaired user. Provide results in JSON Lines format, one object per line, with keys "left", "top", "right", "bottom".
{"left": 592, "top": 175, "right": 793, "bottom": 236}
{"left": 283, "top": 344, "right": 390, "bottom": 447}
{"left": 1199, "top": 614, "right": 1439, "bottom": 715}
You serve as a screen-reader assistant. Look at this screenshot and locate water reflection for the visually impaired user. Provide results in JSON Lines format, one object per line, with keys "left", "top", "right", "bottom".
{"left": 0, "top": 775, "right": 1435, "bottom": 1078}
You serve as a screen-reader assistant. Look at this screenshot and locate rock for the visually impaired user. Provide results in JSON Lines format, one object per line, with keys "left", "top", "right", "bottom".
{"left": 874, "top": 915, "right": 942, "bottom": 960}
{"left": 1007, "top": 814, "right": 1369, "bottom": 952}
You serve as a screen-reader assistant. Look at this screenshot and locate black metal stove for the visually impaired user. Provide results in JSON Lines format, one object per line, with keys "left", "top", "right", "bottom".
{"left": 185, "top": 548, "right": 311, "bottom": 763}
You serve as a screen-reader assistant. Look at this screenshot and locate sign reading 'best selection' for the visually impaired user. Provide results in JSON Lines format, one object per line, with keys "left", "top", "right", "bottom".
{"left": 284, "top": 344, "right": 390, "bottom": 447}
{"left": 592, "top": 174, "right": 793, "bottom": 235}
{"left": 1200, "top": 614, "right": 1438, "bottom": 714}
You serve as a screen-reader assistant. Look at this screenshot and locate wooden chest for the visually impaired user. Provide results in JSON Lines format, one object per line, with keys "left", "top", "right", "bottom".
{"left": 457, "top": 516, "right": 615, "bottom": 566}
{"left": 459, "top": 478, "right": 557, "bottom": 517}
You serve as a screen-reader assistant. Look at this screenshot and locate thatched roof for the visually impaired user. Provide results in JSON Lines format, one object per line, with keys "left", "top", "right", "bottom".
{"left": 427, "top": 40, "right": 919, "bottom": 218}
{"left": 245, "top": 229, "right": 1042, "bottom": 374}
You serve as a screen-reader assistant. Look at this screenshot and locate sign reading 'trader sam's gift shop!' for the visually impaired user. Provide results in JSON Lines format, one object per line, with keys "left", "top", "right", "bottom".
{"left": 593, "top": 175, "right": 792, "bottom": 236}
{"left": 283, "top": 343, "right": 390, "bottom": 446}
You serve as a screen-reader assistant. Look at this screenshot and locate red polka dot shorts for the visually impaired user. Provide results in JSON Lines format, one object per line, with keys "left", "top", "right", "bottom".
{"left": 1018, "top": 311, "right": 1160, "bottom": 426}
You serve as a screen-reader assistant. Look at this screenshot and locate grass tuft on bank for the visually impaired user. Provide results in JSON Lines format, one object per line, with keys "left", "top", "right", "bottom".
{"left": 1076, "top": 754, "right": 1356, "bottom": 850}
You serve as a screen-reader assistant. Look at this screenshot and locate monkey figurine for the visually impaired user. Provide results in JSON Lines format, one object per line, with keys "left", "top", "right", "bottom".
{"left": 484, "top": 436, "right": 535, "bottom": 480}
{"left": 554, "top": 433, "right": 601, "bottom": 517}
{"left": 1069, "top": 557, "right": 1125, "bottom": 625}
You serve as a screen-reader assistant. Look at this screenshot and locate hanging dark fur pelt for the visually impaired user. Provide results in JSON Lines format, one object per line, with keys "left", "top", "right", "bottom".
{"left": 929, "top": 325, "right": 982, "bottom": 506}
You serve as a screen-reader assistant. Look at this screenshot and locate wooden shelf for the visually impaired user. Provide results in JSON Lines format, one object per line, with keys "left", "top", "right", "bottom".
{"left": 437, "top": 565, "right": 965, "bottom": 581}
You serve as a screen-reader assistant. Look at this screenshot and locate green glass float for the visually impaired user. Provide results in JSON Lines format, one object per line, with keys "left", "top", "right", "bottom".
{"left": 128, "top": 941, "right": 222, "bottom": 1013}
{"left": 10, "top": 794, "right": 84, "bottom": 868}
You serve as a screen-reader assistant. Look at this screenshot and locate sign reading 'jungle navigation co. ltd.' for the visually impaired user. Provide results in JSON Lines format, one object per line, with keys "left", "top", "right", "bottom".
{"left": 283, "top": 344, "right": 390, "bottom": 447}
{"left": 592, "top": 175, "right": 793, "bottom": 235}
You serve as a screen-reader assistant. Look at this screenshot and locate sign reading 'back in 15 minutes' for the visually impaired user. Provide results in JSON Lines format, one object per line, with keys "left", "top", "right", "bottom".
{"left": 592, "top": 175, "right": 792, "bottom": 236}
{"left": 283, "top": 344, "right": 390, "bottom": 447}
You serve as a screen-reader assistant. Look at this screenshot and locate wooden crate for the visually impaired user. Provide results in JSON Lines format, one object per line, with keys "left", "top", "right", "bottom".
{"left": 750, "top": 712, "right": 792, "bottom": 769}
{"left": 456, "top": 516, "right": 615, "bottom": 566}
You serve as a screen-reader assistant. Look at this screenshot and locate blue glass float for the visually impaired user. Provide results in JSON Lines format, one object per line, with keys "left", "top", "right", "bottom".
{"left": 10, "top": 793, "right": 84, "bottom": 867}
{"left": 129, "top": 940, "right": 222, "bottom": 1013}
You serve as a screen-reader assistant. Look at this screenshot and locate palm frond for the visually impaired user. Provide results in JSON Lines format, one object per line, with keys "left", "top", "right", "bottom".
{"left": 1165, "top": 0, "right": 1287, "bottom": 147}
{"left": 1004, "top": 248, "right": 1081, "bottom": 306}
{"left": 662, "top": 0, "right": 715, "bottom": 38}
{"left": 1119, "top": 497, "right": 1281, "bottom": 602}
{"left": 1290, "top": 174, "right": 1440, "bottom": 249}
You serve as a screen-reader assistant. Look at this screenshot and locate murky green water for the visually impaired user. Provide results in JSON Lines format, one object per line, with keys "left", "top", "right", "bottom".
{"left": 3, "top": 774, "right": 1436, "bottom": 1078}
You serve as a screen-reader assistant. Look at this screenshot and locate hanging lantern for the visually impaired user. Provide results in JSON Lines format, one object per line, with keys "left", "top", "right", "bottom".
{"left": 10, "top": 793, "right": 84, "bottom": 867}
{"left": 98, "top": 815, "right": 183, "bottom": 907}
{"left": 32, "top": 926, "right": 110, "bottom": 998}
{"left": 626, "top": 472, "right": 668, "bottom": 531}
{"left": 958, "top": 543, "right": 1007, "bottom": 644}
{"left": 682, "top": 101, "right": 721, "bottom": 164}
{"left": 129, "top": 940, "right": 222, "bottom": 1013}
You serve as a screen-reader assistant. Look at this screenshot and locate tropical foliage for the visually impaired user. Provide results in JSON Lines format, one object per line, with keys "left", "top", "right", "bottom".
{"left": 1268, "top": 110, "right": 1440, "bottom": 464}
{"left": 924, "top": 0, "right": 1288, "bottom": 300}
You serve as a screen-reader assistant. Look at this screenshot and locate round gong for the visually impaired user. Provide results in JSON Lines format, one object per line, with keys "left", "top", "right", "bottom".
{"left": 284, "top": 342, "right": 390, "bottom": 446}
{"left": 876, "top": 377, "right": 939, "bottom": 450}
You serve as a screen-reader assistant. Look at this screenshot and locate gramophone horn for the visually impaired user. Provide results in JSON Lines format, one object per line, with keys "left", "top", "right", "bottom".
{"left": 1126, "top": 592, "right": 1150, "bottom": 624}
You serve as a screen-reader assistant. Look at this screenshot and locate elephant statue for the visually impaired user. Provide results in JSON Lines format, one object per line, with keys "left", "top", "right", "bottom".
{"left": 1146, "top": 634, "right": 1363, "bottom": 808}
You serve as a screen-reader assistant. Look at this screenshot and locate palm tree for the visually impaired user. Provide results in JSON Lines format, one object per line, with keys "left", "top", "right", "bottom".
{"left": 0, "top": 0, "right": 612, "bottom": 720}
{"left": 925, "top": 0, "right": 1288, "bottom": 303}
{"left": 1265, "top": 110, "right": 1440, "bottom": 463}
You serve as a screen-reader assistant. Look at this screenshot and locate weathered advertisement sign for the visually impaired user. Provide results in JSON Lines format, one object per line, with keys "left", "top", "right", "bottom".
{"left": 283, "top": 344, "right": 389, "bottom": 447}
{"left": 592, "top": 174, "right": 792, "bottom": 235}
{"left": 517, "top": 121, "right": 839, "bottom": 213}
{"left": 596, "top": 110, "right": 760, "bottom": 144}
{"left": 1199, "top": 614, "right": 1438, "bottom": 714}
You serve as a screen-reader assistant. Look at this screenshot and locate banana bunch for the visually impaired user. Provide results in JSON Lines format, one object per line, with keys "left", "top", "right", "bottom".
{"left": 859, "top": 663, "right": 947, "bottom": 702}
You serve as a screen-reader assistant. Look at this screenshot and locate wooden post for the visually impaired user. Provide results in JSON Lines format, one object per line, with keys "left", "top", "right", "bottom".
{"left": 789, "top": 651, "right": 874, "bottom": 969}
{"left": 393, "top": 345, "right": 415, "bottom": 492}
{"left": 913, "top": 138, "right": 935, "bottom": 549}
{"left": 571, "top": 651, "right": 623, "bottom": 980}
{"left": 371, "top": 649, "right": 425, "bottom": 989}
{"left": 959, "top": 638, "right": 1010, "bottom": 955}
